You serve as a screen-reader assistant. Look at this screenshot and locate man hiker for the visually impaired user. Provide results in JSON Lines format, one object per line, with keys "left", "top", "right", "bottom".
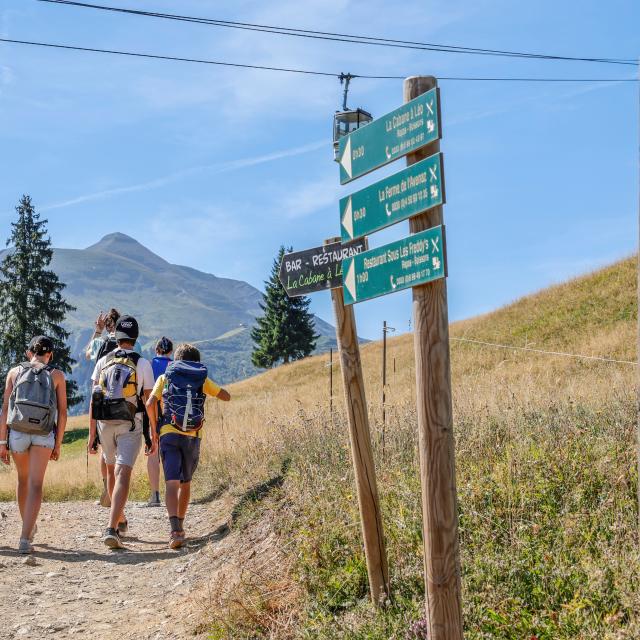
{"left": 144, "top": 336, "right": 173, "bottom": 507}
{"left": 88, "top": 315, "right": 156, "bottom": 549}
{"left": 85, "top": 308, "right": 141, "bottom": 508}
{"left": 146, "top": 343, "right": 230, "bottom": 549}
{"left": 0, "top": 336, "right": 68, "bottom": 554}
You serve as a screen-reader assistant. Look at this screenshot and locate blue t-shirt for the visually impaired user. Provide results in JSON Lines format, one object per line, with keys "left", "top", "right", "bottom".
{"left": 152, "top": 356, "right": 172, "bottom": 380}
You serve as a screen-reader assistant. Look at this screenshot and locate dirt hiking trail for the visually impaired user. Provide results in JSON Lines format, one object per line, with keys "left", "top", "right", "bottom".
{"left": 0, "top": 497, "right": 277, "bottom": 639}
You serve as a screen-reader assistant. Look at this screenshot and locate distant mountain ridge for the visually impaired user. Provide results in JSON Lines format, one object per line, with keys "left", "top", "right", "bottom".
{"left": 1, "top": 232, "right": 340, "bottom": 411}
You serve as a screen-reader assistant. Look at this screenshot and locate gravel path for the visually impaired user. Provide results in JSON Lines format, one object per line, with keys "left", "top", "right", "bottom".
{"left": 0, "top": 499, "right": 232, "bottom": 639}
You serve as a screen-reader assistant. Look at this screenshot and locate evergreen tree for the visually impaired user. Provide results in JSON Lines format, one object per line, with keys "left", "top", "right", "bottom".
{"left": 251, "top": 246, "right": 319, "bottom": 368}
{"left": 0, "top": 195, "right": 82, "bottom": 406}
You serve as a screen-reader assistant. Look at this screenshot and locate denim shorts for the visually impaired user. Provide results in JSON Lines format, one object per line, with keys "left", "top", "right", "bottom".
{"left": 9, "top": 429, "right": 55, "bottom": 453}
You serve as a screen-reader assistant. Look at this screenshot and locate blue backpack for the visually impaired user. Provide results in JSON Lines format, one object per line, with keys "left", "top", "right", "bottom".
{"left": 161, "top": 361, "right": 208, "bottom": 432}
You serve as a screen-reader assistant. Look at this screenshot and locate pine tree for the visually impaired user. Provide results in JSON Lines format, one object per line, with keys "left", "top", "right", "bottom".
{"left": 251, "top": 246, "right": 319, "bottom": 368}
{"left": 0, "top": 195, "right": 82, "bottom": 406}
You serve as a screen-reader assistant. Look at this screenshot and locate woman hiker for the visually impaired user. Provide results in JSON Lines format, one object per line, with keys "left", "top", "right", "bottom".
{"left": 0, "top": 336, "right": 68, "bottom": 554}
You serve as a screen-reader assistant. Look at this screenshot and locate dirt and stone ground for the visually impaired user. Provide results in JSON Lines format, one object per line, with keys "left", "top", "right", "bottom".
{"left": 0, "top": 497, "right": 277, "bottom": 640}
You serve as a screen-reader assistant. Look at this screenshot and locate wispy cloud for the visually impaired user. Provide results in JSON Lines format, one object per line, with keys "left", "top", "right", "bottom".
{"left": 40, "top": 139, "right": 325, "bottom": 212}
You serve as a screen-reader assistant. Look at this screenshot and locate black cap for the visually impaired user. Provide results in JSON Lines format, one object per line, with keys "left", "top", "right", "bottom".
{"left": 28, "top": 336, "right": 54, "bottom": 355}
{"left": 115, "top": 315, "right": 139, "bottom": 342}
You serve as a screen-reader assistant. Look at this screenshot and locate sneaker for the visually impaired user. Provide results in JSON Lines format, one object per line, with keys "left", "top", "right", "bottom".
{"left": 18, "top": 538, "right": 34, "bottom": 554}
{"left": 145, "top": 492, "right": 161, "bottom": 507}
{"left": 103, "top": 527, "right": 125, "bottom": 550}
{"left": 169, "top": 530, "right": 185, "bottom": 550}
{"left": 117, "top": 519, "right": 128, "bottom": 535}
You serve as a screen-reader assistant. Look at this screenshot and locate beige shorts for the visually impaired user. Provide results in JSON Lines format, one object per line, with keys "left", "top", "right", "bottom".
{"left": 98, "top": 415, "right": 143, "bottom": 468}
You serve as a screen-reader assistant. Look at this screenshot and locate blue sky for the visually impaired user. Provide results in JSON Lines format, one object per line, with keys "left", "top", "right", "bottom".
{"left": 0, "top": 0, "right": 638, "bottom": 340}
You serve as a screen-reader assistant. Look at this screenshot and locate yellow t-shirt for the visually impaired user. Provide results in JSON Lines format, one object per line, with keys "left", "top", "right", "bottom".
{"left": 152, "top": 373, "right": 222, "bottom": 438}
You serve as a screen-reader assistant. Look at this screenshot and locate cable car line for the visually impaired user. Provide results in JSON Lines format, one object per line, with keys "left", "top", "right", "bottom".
{"left": 3, "top": 36, "right": 638, "bottom": 84}
{"left": 37, "top": 0, "right": 638, "bottom": 66}
{"left": 1, "top": 37, "right": 637, "bottom": 83}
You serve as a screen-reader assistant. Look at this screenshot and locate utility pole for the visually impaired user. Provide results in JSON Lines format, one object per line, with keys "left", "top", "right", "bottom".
{"left": 382, "top": 320, "right": 387, "bottom": 431}
{"left": 381, "top": 321, "right": 395, "bottom": 456}
{"left": 329, "top": 239, "right": 390, "bottom": 605}
{"left": 405, "top": 76, "right": 463, "bottom": 638}
{"left": 329, "top": 347, "right": 334, "bottom": 422}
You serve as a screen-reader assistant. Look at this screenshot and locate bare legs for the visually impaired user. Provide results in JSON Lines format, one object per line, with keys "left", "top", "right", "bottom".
{"left": 12, "top": 446, "right": 52, "bottom": 540}
{"left": 147, "top": 452, "right": 161, "bottom": 498}
{"left": 106, "top": 463, "right": 130, "bottom": 529}
{"left": 165, "top": 480, "right": 190, "bottom": 521}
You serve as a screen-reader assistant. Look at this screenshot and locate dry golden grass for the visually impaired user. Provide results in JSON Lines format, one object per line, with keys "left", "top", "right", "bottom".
{"left": 0, "top": 257, "right": 635, "bottom": 503}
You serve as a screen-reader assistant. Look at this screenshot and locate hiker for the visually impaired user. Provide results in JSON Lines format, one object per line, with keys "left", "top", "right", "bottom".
{"left": 86, "top": 308, "right": 142, "bottom": 508}
{"left": 88, "top": 315, "right": 155, "bottom": 549}
{"left": 144, "top": 336, "right": 174, "bottom": 507}
{"left": 0, "top": 336, "right": 68, "bottom": 554}
{"left": 146, "top": 343, "right": 230, "bottom": 549}
{"left": 85, "top": 308, "right": 143, "bottom": 362}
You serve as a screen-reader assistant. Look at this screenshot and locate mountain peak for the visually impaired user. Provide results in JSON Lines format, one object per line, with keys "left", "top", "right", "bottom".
{"left": 86, "top": 232, "right": 144, "bottom": 252}
{"left": 85, "top": 232, "right": 169, "bottom": 269}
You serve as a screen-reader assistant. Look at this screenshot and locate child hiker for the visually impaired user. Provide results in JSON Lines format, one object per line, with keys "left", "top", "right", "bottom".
{"left": 0, "top": 336, "right": 68, "bottom": 554}
{"left": 144, "top": 336, "right": 174, "bottom": 507}
{"left": 145, "top": 343, "right": 230, "bottom": 549}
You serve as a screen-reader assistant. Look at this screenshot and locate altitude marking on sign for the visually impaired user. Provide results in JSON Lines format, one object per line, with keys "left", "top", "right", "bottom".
{"left": 336, "top": 87, "right": 441, "bottom": 184}
{"left": 340, "top": 153, "right": 445, "bottom": 241}
{"left": 342, "top": 225, "right": 445, "bottom": 305}
{"left": 279, "top": 238, "right": 367, "bottom": 297}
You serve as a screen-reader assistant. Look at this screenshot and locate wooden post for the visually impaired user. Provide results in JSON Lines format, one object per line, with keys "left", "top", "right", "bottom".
{"left": 329, "top": 347, "right": 334, "bottom": 422}
{"left": 329, "top": 238, "right": 390, "bottom": 605}
{"left": 382, "top": 320, "right": 387, "bottom": 452}
{"left": 405, "top": 76, "right": 463, "bottom": 638}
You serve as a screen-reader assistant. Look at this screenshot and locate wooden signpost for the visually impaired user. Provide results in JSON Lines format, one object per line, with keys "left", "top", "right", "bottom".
{"left": 329, "top": 236, "right": 391, "bottom": 604}
{"left": 279, "top": 236, "right": 390, "bottom": 606}
{"left": 337, "top": 76, "right": 463, "bottom": 638}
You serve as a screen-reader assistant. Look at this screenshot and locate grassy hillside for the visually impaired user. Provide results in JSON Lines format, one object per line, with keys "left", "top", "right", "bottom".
{"left": 1, "top": 257, "right": 637, "bottom": 638}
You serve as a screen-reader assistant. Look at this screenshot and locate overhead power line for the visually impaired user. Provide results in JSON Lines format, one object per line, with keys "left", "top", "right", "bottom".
{"left": 1, "top": 37, "right": 637, "bottom": 83}
{"left": 38, "top": 0, "right": 638, "bottom": 67}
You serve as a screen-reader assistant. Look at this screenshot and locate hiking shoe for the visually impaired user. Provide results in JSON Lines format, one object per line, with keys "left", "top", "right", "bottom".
{"left": 103, "top": 528, "right": 125, "bottom": 550}
{"left": 117, "top": 519, "right": 128, "bottom": 535}
{"left": 18, "top": 538, "right": 33, "bottom": 554}
{"left": 169, "top": 531, "right": 185, "bottom": 550}
{"left": 144, "top": 492, "right": 161, "bottom": 507}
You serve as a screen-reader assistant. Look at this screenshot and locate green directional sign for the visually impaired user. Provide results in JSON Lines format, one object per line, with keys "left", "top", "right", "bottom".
{"left": 343, "top": 225, "right": 445, "bottom": 305}
{"left": 336, "top": 88, "right": 441, "bottom": 185}
{"left": 340, "top": 152, "right": 444, "bottom": 241}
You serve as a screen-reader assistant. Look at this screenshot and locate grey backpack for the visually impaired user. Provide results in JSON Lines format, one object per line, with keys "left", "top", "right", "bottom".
{"left": 8, "top": 362, "right": 57, "bottom": 435}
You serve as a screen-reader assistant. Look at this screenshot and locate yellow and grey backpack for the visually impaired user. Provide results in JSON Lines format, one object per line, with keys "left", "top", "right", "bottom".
{"left": 92, "top": 350, "right": 141, "bottom": 424}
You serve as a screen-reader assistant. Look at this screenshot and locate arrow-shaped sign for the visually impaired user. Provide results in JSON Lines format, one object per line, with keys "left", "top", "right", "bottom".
{"left": 336, "top": 88, "right": 441, "bottom": 184}
{"left": 339, "top": 153, "right": 444, "bottom": 242}
{"left": 342, "top": 225, "right": 446, "bottom": 305}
